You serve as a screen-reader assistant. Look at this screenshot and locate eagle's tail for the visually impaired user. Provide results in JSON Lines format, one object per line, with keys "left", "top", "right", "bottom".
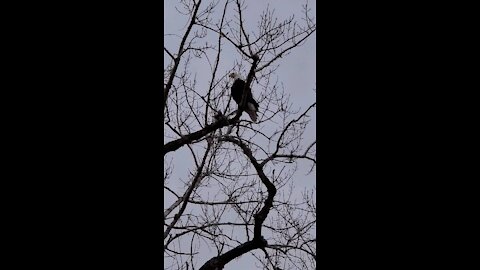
{"left": 247, "top": 110, "right": 258, "bottom": 122}
{"left": 247, "top": 102, "right": 258, "bottom": 123}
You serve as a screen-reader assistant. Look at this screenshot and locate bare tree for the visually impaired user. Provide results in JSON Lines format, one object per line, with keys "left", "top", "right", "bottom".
{"left": 164, "top": 1, "right": 316, "bottom": 269}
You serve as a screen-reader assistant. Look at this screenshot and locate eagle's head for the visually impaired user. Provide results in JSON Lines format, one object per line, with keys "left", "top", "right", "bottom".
{"left": 229, "top": 72, "right": 242, "bottom": 81}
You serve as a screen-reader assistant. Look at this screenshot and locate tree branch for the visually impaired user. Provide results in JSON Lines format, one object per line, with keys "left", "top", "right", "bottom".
{"left": 199, "top": 136, "right": 276, "bottom": 270}
{"left": 164, "top": 0, "right": 202, "bottom": 123}
{"left": 164, "top": 137, "right": 212, "bottom": 241}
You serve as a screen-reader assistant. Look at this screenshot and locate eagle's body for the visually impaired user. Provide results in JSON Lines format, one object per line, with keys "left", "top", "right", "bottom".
{"left": 229, "top": 72, "right": 259, "bottom": 122}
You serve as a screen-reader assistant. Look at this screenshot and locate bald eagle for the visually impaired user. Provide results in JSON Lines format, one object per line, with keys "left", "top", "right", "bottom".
{"left": 228, "top": 72, "right": 259, "bottom": 122}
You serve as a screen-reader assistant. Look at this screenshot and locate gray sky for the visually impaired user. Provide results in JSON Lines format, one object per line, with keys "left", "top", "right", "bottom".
{"left": 164, "top": 1, "right": 316, "bottom": 269}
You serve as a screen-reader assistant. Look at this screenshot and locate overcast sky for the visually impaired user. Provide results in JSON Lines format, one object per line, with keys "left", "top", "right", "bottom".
{"left": 164, "top": 1, "right": 316, "bottom": 269}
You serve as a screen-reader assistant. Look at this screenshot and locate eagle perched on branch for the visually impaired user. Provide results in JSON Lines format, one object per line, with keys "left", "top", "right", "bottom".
{"left": 228, "top": 72, "right": 259, "bottom": 122}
